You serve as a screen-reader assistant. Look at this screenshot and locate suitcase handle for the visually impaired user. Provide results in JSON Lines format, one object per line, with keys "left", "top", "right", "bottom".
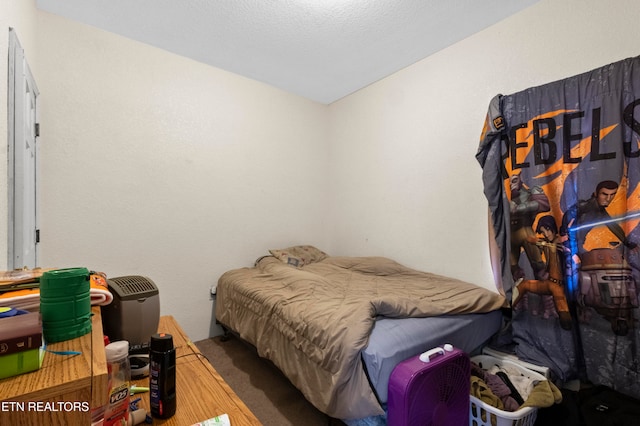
{"left": 418, "top": 344, "right": 453, "bottom": 363}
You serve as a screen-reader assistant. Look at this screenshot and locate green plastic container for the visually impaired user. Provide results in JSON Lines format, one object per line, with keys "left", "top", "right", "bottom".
{"left": 40, "top": 267, "right": 92, "bottom": 343}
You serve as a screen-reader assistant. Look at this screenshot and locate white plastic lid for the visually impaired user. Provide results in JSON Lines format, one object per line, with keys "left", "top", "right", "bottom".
{"left": 105, "top": 340, "right": 129, "bottom": 362}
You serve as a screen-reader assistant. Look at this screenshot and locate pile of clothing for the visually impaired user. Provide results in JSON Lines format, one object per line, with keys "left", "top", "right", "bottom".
{"left": 470, "top": 360, "right": 562, "bottom": 412}
{"left": 0, "top": 268, "right": 113, "bottom": 310}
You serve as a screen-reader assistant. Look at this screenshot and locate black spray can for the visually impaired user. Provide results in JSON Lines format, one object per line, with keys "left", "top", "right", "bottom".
{"left": 149, "top": 333, "right": 176, "bottom": 418}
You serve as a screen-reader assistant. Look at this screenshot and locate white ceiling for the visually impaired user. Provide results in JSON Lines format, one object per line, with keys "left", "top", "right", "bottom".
{"left": 35, "top": 0, "right": 539, "bottom": 104}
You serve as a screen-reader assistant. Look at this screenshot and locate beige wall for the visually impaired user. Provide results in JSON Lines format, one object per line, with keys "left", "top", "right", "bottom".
{"left": 33, "top": 12, "right": 329, "bottom": 341}
{"left": 327, "top": 0, "right": 640, "bottom": 288}
{"left": 3, "top": 0, "right": 640, "bottom": 340}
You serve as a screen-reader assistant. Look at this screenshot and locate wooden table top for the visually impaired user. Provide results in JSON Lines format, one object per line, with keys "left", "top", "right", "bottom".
{"left": 131, "top": 316, "right": 262, "bottom": 426}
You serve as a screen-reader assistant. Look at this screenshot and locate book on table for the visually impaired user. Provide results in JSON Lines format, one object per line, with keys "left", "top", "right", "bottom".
{"left": 0, "top": 310, "right": 44, "bottom": 379}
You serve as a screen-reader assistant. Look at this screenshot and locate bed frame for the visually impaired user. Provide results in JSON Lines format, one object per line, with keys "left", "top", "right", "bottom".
{"left": 214, "top": 249, "right": 504, "bottom": 424}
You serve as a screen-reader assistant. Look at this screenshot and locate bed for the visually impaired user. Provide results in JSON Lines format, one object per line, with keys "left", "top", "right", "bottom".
{"left": 214, "top": 246, "right": 505, "bottom": 423}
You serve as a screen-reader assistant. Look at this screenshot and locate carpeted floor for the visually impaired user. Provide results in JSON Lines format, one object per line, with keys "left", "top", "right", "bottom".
{"left": 195, "top": 334, "right": 346, "bottom": 426}
{"left": 195, "top": 334, "right": 640, "bottom": 426}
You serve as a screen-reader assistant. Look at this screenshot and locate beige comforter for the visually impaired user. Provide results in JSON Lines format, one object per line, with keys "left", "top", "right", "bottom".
{"left": 215, "top": 255, "right": 505, "bottom": 419}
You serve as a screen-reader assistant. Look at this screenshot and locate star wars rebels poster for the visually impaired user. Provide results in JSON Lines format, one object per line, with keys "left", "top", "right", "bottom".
{"left": 477, "top": 55, "right": 640, "bottom": 397}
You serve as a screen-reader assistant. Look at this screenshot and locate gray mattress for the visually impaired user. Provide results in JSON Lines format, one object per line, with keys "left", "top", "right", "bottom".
{"left": 362, "top": 310, "right": 503, "bottom": 405}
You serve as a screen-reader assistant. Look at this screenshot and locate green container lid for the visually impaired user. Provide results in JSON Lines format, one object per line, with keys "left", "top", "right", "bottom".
{"left": 40, "top": 268, "right": 90, "bottom": 294}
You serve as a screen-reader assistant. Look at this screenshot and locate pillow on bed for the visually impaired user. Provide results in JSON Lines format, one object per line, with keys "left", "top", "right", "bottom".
{"left": 269, "top": 245, "right": 328, "bottom": 267}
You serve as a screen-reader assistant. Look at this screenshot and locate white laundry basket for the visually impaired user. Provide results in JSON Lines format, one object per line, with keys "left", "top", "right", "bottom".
{"left": 469, "top": 355, "right": 547, "bottom": 426}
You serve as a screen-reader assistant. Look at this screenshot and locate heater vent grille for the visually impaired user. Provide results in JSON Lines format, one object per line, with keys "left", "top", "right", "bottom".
{"left": 108, "top": 275, "right": 158, "bottom": 299}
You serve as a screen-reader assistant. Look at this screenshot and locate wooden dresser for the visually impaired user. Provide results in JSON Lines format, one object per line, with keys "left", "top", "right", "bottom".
{"left": 0, "top": 306, "right": 108, "bottom": 425}
{"left": 1, "top": 309, "right": 262, "bottom": 425}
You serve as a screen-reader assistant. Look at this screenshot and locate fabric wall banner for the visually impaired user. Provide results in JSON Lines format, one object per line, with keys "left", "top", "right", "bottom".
{"left": 477, "top": 55, "right": 640, "bottom": 398}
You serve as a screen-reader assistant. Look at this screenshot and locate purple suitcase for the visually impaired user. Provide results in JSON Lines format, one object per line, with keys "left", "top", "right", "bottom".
{"left": 387, "top": 344, "right": 470, "bottom": 426}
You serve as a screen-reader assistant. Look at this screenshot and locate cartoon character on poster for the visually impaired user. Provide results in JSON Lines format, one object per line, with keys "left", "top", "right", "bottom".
{"left": 510, "top": 172, "right": 639, "bottom": 336}
{"left": 509, "top": 173, "right": 573, "bottom": 331}
{"left": 562, "top": 179, "right": 639, "bottom": 336}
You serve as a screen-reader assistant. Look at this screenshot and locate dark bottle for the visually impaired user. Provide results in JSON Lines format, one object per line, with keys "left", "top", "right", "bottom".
{"left": 149, "top": 333, "right": 176, "bottom": 418}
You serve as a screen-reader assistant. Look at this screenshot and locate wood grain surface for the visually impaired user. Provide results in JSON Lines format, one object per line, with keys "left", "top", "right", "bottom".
{"left": 131, "top": 315, "right": 262, "bottom": 425}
